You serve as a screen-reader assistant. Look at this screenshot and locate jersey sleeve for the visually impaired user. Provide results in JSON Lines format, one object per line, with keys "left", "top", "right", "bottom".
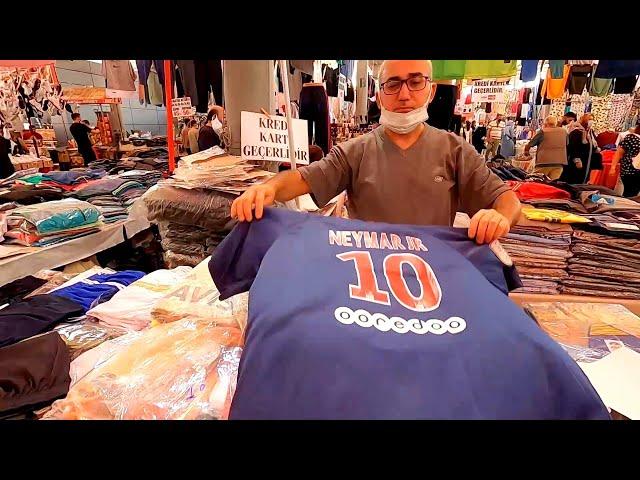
{"left": 209, "top": 208, "right": 307, "bottom": 300}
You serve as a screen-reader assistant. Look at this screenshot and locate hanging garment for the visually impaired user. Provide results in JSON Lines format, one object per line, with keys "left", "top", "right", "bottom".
{"left": 427, "top": 84, "right": 458, "bottom": 131}
{"left": 614, "top": 76, "right": 639, "bottom": 94}
{"left": 176, "top": 60, "right": 199, "bottom": 109}
{"left": 0, "top": 331, "right": 71, "bottom": 416}
{"left": 135, "top": 60, "right": 152, "bottom": 104}
{"left": 549, "top": 60, "right": 566, "bottom": 79}
{"left": 464, "top": 60, "right": 517, "bottom": 79}
{"left": 520, "top": 60, "right": 539, "bottom": 82}
{"left": 355, "top": 61, "right": 368, "bottom": 124}
{"left": 210, "top": 208, "right": 609, "bottom": 420}
{"left": 338, "top": 60, "right": 355, "bottom": 80}
{"left": 290, "top": 60, "right": 314, "bottom": 76}
{"left": 595, "top": 60, "right": 640, "bottom": 79}
{"left": 541, "top": 64, "right": 570, "bottom": 99}
{"left": 299, "top": 84, "right": 331, "bottom": 155}
{"left": 607, "top": 94, "right": 634, "bottom": 132}
{"left": 567, "top": 65, "right": 593, "bottom": 95}
{"left": 322, "top": 65, "right": 339, "bottom": 97}
{"left": 590, "top": 77, "right": 613, "bottom": 97}
{"left": 192, "top": 60, "right": 223, "bottom": 110}
{"left": 102, "top": 60, "right": 136, "bottom": 91}
{"left": 146, "top": 64, "right": 163, "bottom": 106}
{"left": 431, "top": 60, "right": 466, "bottom": 81}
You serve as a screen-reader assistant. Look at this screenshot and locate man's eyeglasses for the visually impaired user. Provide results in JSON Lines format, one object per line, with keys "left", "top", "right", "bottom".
{"left": 381, "top": 75, "right": 431, "bottom": 95}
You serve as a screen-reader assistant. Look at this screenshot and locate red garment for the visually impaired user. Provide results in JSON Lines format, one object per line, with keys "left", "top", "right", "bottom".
{"left": 596, "top": 131, "right": 619, "bottom": 149}
{"left": 506, "top": 181, "right": 571, "bottom": 201}
{"left": 589, "top": 150, "right": 620, "bottom": 189}
{"left": 464, "top": 94, "right": 472, "bottom": 104}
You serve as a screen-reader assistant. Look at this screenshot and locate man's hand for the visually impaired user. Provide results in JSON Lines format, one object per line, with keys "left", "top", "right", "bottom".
{"left": 231, "top": 184, "right": 276, "bottom": 222}
{"left": 575, "top": 159, "right": 583, "bottom": 169}
{"left": 468, "top": 209, "right": 511, "bottom": 244}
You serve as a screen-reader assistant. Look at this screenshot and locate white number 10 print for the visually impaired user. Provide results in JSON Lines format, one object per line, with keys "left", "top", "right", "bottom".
{"left": 337, "top": 251, "right": 442, "bottom": 312}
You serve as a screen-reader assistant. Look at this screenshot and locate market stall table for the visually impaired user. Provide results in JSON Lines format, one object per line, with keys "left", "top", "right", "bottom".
{"left": 510, "top": 292, "right": 640, "bottom": 317}
{"left": 0, "top": 214, "right": 150, "bottom": 287}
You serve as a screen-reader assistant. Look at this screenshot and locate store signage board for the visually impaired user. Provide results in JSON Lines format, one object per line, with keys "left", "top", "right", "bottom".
{"left": 171, "top": 97, "right": 195, "bottom": 118}
{"left": 471, "top": 79, "right": 510, "bottom": 103}
{"left": 241, "top": 111, "right": 309, "bottom": 164}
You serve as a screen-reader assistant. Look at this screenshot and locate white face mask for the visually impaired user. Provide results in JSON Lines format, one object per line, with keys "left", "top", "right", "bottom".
{"left": 379, "top": 104, "right": 429, "bottom": 134}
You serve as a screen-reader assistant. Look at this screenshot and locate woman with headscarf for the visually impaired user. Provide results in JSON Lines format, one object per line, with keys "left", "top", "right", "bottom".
{"left": 561, "top": 114, "right": 601, "bottom": 184}
{"left": 500, "top": 119, "right": 516, "bottom": 158}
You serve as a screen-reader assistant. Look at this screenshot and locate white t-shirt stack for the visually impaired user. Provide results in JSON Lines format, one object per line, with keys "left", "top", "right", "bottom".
{"left": 86, "top": 267, "right": 193, "bottom": 332}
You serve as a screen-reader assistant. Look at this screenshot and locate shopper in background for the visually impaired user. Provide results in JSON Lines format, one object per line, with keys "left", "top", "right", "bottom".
{"left": 485, "top": 113, "right": 506, "bottom": 160}
{"left": 197, "top": 109, "right": 222, "bottom": 152}
{"left": 0, "top": 128, "right": 16, "bottom": 179}
{"left": 188, "top": 120, "right": 200, "bottom": 154}
{"left": 525, "top": 116, "right": 568, "bottom": 180}
{"left": 9, "top": 130, "right": 30, "bottom": 155}
{"left": 559, "top": 112, "right": 577, "bottom": 129}
{"left": 231, "top": 60, "right": 521, "bottom": 245}
{"left": 181, "top": 120, "right": 194, "bottom": 155}
{"left": 472, "top": 120, "right": 487, "bottom": 154}
{"left": 610, "top": 122, "right": 640, "bottom": 197}
{"left": 561, "top": 114, "right": 600, "bottom": 184}
{"left": 462, "top": 120, "right": 473, "bottom": 143}
{"left": 69, "top": 113, "right": 97, "bottom": 166}
{"left": 500, "top": 119, "right": 516, "bottom": 158}
{"left": 22, "top": 125, "right": 43, "bottom": 145}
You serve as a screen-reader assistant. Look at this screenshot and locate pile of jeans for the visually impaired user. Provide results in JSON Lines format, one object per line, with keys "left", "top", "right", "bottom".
{"left": 503, "top": 218, "right": 573, "bottom": 295}
{"left": 562, "top": 229, "right": 640, "bottom": 299}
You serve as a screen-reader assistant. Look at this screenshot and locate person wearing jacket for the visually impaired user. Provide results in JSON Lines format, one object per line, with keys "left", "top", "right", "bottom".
{"left": 560, "top": 114, "right": 599, "bottom": 184}
{"left": 472, "top": 120, "right": 487, "bottom": 154}
{"left": 500, "top": 119, "right": 516, "bottom": 158}
{"left": 525, "top": 116, "right": 568, "bottom": 180}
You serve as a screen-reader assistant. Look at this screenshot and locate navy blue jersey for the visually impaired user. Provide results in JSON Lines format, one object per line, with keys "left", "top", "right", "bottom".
{"left": 210, "top": 208, "right": 608, "bottom": 420}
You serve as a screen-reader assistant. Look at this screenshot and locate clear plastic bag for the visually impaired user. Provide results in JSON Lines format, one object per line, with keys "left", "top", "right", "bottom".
{"left": 523, "top": 302, "right": 640, "bottom": 362}
{"left": 43, "top": 318, "right": 243, "bottom": 420}
{"left": 54, "top": 319, "right": 123, "bottom": 361}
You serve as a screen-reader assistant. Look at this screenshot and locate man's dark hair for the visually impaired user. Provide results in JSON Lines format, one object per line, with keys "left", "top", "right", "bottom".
{"left": 206, "top": 109, "right": 216, "bottom": 122}
{"left": 565, "top": 112, "right": 577, "bottom": 120}
{"left": 71, "top": 113, "right": 81, "bottom": 121}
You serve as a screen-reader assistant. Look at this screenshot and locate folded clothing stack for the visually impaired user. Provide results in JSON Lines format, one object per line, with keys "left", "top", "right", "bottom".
{"left": 502, "top": 216, "right": 573, "bottom": 295}
{"left": 86, "top": 266, "right": 193, "bottom": 332}
{"left": 69, "top": 176, "right": 147, "bottom": 223}
{"left": 52, "top": 270, "right": 146, "bottom": 312}
{"left": 563, "top": 229, "right": 640, "bottom": 299}
{"left": 4, "top": 199, "right": 102, "bottom": 246}
{"left": 143, "top": 185, "right": 236, "bottom": 267}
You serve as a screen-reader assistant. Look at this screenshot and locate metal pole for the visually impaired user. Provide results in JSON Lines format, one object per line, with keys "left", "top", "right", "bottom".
{"left": 164, "top": 60, "right": 175, "bottom": 173}
{"left": 278, "top": 60, "right": 300, "bottom": 209}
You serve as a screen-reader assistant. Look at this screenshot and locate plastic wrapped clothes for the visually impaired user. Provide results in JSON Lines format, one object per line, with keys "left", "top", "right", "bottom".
{"left": 164, "top": 250, "right": 207, "bottom": 268}
{"left": 0, "top": 212, "right": 6, "bottom": 242}
{"left": 151, "top": 257, "right": 248, "bottom": 333}
{"left": 142, "top": 185, "right": 236, "bottom": 231}
{"left": 86, "top": 267, "right": 193, "bottom": 332}
{"left": 54, "top": 319, "right": 124, "bottom": 361}
{"left": 161, "top": 238, "right": 206, "bottom": 257}
{"left": 523, "top": 302, "right": 640, "bottom": 362}
{"left": 24, "top": 271, "right": 81, "bottom": 298}
{"left": 7, "top": 199, "right": 101, "bottom": 235}
{"left": 42, "top": 318, "right": 243, "bottom": 420}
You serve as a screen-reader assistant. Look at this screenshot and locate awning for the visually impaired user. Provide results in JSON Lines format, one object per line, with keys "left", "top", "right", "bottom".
{"left": 61, "top": 87, "right": 122, "bottom": 104}
{"left": 0, "top": 60, "right": 56, "bottom": 68}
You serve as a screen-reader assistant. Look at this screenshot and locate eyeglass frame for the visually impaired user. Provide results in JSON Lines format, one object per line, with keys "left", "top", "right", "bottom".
{"left": 380, "top": 74, "right": 432, "bottom": 95}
